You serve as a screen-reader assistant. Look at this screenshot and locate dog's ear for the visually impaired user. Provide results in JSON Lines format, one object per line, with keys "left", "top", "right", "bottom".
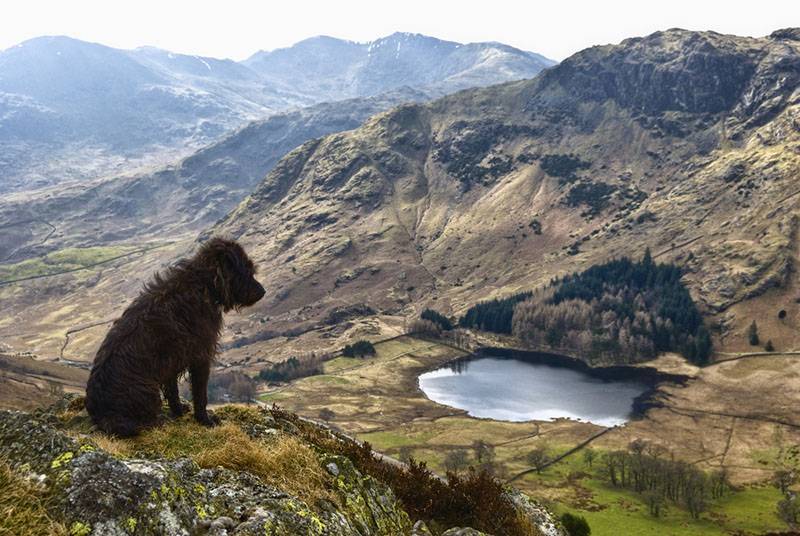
{"left": 212, "top": 263, "right": 230, "bottom": 308}
{"left": 214, "top": 243, "right": 251, "bottom": 309}
{"left": 212, "top": 248, "right": 237, "bottom": 309}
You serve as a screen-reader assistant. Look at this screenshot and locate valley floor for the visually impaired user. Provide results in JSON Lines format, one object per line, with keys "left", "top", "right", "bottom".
{"left": 260, "top": 335, "right": 797, "bottom": 535}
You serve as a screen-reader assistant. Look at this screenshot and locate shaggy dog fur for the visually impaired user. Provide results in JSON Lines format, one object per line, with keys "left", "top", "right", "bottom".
{"left": 85, "top": 238, "right": 265, "bottom": 437}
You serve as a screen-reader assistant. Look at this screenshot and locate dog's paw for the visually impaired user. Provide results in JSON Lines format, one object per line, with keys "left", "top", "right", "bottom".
{"left": 167, "top": 401, "right": 190, "bottom": 418}
{"left": 196, "top": 413, "right": 220, "bottom": 427}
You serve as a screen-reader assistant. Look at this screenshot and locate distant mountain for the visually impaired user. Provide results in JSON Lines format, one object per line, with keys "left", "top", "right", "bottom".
{"left": 244, "top": 32, "right": 555, "bottom": 101}
{"left": 0, "top": 88, "right": 429, "bottom": 261}
{"left": 0, "top": 36, "right": 301, "bottom": 192}
{"left": 0, "top": 34, "right": 553, "bottom": 192}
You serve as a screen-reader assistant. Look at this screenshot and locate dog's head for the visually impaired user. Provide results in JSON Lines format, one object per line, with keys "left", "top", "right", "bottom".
{"left": 197, "top": 237, "right": 266, "bottom": 311}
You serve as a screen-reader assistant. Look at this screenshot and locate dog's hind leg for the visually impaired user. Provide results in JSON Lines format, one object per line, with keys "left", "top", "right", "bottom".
{"left": 96, "top": 416, "right": 144, "bottom": 438}
{"left": 162, "top": 376, "right": 186, "bottom": 418}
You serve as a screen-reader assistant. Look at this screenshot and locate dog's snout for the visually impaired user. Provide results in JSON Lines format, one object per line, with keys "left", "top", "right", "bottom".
{"left": 254, "top": 282, "right": 266, "bottom": 301}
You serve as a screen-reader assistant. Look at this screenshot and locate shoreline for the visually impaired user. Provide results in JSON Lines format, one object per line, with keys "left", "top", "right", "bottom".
{"left": 414, "top": 341, "right": 692, "bottom": 424}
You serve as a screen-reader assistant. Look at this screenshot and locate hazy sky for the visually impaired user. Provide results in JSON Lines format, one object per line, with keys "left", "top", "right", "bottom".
{"left": 1, "top": 0, "right": 798, "bottom": 61}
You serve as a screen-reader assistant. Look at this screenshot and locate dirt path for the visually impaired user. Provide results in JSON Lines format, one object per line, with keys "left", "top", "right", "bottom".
{"left": 719, "top": 416, "right": 737, "bottom": 467}
{"left": 654, "top": 235, "right": 703, "bottom": 259}
{"left": 59, "top": 319, "right": 116, "bottom": 363}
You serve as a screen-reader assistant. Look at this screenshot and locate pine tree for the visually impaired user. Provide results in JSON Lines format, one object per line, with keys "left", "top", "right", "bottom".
{"left": 642, "top": 247, "right": 653, "bottom": 266}
{"left": 748, "top": 321, "right": 759, "bottom": 346}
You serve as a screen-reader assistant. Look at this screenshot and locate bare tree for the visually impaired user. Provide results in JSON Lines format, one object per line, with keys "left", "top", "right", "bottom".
{"left": 318, "top": 408, "right": 335, "bottom": 423}
{"left": 526, "top": 446, "right": 551, "bottom": 474}
{"left": 444, "top": 449, "right": 470, "bottom": 473}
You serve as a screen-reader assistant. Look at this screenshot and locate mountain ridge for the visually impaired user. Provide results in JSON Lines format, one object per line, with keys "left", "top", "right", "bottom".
{"left": 1, "top": 33, "right": 553, "bottom": 192}
{"left": 243, "top": 32, "right": 556, "bottom": 101}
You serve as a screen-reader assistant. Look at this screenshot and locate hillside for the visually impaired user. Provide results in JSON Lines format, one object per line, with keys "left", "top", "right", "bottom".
{"left": 206, "top": 27, "right": 800, "bottom": 359}
{"left": 0, "top": 34, "right": 552, "bottom": 192}
{"left": 0, "top": 89, "right": 428, "bottom": 263}
{"left": 2, "top": 27, "right": 799, "bottom": 366}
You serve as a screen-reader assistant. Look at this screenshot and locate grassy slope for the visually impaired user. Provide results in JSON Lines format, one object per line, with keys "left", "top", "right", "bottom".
{"left": 0, "top": 245, "right": 139, "bottom": 281}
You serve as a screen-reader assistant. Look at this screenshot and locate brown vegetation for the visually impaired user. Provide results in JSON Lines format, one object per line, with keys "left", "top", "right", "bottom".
{"left": 0, "top": 457, "right": 67, "bottom": 536}
{"left": 269, "top": 406, "right": 541, "bottom": 536}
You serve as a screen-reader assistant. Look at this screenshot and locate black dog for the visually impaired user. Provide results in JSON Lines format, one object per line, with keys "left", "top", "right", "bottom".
{"left": 85, "top": 238, "right": 265, "bottom": 436}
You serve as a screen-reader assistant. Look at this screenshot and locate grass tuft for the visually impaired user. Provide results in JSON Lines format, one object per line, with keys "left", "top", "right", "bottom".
{"left": 90, "top": 417, "right": 334, "bottom": 507}
{"left": 0, "top": 458, "right": 67, "bottom": 536}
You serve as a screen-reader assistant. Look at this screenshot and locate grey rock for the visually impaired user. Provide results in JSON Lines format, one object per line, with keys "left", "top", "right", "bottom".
{"left": 326, "top": 461, "right": 340, "bottom": 476}
{"left": 0, "top": 408, "right": 411, "bottom": 536}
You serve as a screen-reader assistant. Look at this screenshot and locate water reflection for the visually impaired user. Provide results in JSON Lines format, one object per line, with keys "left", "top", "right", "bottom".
{"left": 419, "top": 356, "right": 648, "bottom": 427}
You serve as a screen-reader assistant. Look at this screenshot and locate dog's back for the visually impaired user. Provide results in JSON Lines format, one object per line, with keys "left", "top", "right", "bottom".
{"left": 85, "top": 295, "right": 163, "bottom": 437}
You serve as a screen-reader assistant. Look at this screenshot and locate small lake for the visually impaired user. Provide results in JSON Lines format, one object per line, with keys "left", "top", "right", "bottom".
{"left": 418, "top": 356, "right": 649, "bottom": 426}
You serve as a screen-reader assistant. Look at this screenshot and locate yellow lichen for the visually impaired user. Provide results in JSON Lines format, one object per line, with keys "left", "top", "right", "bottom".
{"left": 69, "top": 521, "right": 91, "bottom": 536}
{"left": 51, "top": 451, "right": 74, "bottom": 469}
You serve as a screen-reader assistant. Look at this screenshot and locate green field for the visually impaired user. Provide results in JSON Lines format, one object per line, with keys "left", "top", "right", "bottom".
{"left": 0, "top": 246, "right": 140, "bottom": 282}
{"left": 516, "top": 447, "right": 785, "bottom": 536}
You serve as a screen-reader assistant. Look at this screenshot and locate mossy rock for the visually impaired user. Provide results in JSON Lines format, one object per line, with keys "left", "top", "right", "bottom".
{"left": 1, "top": 398, "right": 562, "bottom": 536}
{"left": 0, "top": 402, "right": 412, "bottom": 536}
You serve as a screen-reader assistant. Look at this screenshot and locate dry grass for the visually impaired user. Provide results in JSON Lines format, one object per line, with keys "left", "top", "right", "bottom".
{"left": 0, "top": 458, "right": 66, "bottom": 536}
{"left": 90, "top": 418, "right": 334, "bottom": 507}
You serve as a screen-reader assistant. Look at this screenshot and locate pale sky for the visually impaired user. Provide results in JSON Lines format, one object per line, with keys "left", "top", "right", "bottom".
{"left": 1, "top": 0, "right": 798, "bottom": 61}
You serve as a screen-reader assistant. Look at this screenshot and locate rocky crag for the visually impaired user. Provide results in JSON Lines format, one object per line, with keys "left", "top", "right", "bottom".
{"left": 0, "top": 398, "right": 563, "bottom": 536}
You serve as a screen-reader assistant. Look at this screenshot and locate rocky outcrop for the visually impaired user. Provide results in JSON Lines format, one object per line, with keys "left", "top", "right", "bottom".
{"left": 0, "top": 411, "right": 409, "bottom": 535}
{"left": 0, "top": 399, "right": 564, "bottom": 536}
{"left": 534, "top": 29, "right": 764, "bottom": 115}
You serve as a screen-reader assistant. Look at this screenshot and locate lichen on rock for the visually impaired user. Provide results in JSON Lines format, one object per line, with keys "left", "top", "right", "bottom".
{"left": 0, "top": 398, "right": 564, "bottom": 536}
{"left": 0, "top": 400, "right": 413, "bottom": 535}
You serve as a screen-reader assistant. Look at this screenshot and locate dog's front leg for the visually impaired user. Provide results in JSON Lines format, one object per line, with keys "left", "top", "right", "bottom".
{"left": 162, "top": 376, "right": 187, "bottom": 418}
{"left": 189, "top": 363, "right": 218, "bottom": 427}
